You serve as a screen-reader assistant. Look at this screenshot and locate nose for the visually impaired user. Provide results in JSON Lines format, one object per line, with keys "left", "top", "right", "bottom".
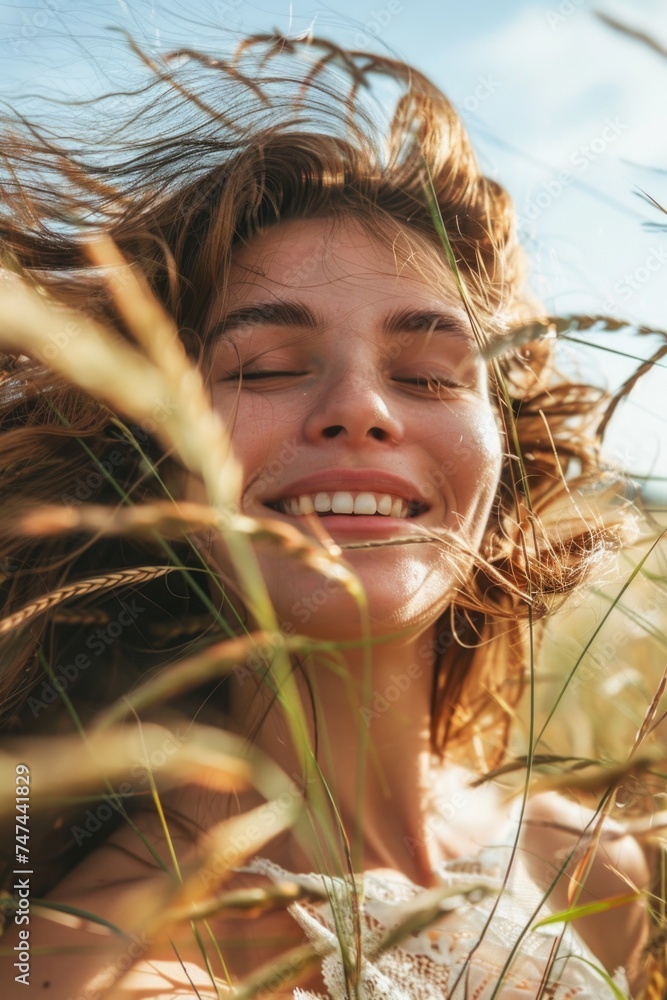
{"left": 302, "top": 369, "right": 404, "bottom": 446}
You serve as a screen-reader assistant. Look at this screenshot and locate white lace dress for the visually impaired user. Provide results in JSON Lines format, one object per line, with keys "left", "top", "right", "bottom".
{"left": 239, "top": 836, "right": 631, "bottom": 1000}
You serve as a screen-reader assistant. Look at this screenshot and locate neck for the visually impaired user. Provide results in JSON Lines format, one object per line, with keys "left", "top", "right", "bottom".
{"left": 227, "top": 623, "right": 471, "bottom": 885}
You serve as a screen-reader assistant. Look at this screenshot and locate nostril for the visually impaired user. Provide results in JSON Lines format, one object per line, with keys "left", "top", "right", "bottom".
{"left": 322, "top": 425, "right": 344, "bottom": 438}
{"left": 369, "top": 427, "right": 387, "bottom": 441}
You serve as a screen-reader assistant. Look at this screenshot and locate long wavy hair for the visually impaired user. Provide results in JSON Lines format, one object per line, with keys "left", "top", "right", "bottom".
{"left": 0, "top": 33, "right": 638, "bottom": 769}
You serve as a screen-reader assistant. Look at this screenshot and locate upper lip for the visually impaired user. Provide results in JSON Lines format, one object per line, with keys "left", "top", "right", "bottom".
{"left": 260, "top": 469, "right": 430, "bottom": 508}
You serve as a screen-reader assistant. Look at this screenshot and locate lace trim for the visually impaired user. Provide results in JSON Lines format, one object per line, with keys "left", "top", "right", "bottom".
{"left": 237, "top": 855, "right": 630, "bottom": 1000}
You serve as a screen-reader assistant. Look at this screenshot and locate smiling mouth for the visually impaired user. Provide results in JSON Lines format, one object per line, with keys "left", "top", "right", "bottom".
{"left": 266, "top": 490, "right": 428, "bottom": 519}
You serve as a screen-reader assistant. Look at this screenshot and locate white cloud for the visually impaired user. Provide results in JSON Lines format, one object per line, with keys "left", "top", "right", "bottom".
{"left": 457, "top": 3, "right": 667, "bottom": 166}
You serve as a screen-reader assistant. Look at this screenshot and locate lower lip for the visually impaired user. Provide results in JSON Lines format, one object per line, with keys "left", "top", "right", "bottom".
{"left": 267, "top": 511, "right": 426, "bottom": 540}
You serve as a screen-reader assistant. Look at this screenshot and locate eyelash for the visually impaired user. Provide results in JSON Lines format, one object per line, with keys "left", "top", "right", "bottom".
{"left": 223, "top": 370, "right": 306, "bottom": 381}
{"left": 222, "top": 370, "right": 465, "bottom": 395}
{"left": 394, "top": 374, "right": 465, "bottom": 394}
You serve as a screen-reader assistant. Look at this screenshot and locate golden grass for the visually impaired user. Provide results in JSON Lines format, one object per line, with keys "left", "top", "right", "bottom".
{"left": 0, "top": 236, "right": 665, "bottom": 998}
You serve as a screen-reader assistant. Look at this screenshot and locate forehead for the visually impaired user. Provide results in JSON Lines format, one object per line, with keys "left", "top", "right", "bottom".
{"left": 226, "top": 215, "right": 462, "bottom": 306}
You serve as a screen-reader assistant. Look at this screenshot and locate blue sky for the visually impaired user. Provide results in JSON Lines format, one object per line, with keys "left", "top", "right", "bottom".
{"left": 1, "top": 0, "right": 666, "bottom": 495}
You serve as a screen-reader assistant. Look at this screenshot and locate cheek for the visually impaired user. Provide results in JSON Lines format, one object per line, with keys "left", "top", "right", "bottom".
{"left": 433, "top": 404, "right": 503, "bottom": 556}
{"left": 462, "top": 406, "right": 504, "bottom": 490}
{"left": 419, "top": 403, "right": 503, "bottom": 507}
{"left": 459, "top": 410, "right": 504, "bottom": 538}
{"left": 213, "top": 390, "right": 285, "bottom": 461}
{"left": 215, "top": 393, "right": 306, "bottom": 504}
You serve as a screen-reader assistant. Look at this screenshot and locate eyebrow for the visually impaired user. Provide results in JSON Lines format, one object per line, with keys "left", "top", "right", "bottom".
{"left": 210, "top": 301, "right": 474, "bottom": 345}
{"left": 210, "top": 302, "right": 315, "bottom": 337}
{"left": 383, "top": 307, "right": 475, "bottom": 345}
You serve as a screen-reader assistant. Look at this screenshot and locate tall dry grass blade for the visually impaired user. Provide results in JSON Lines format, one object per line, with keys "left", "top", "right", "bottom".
{"left": 565, "top": 956, "right": 630, "bottom": 1000}
{"left": 483, "top": 314, "right": 667, "bottom": 363}
{"left": 19, "top": 501, "right": 362, "bottom": 591}
{"left": 370, "top": 881, "right": 497, "bottom": 957}
{"left": 93, "top": 632, "right": 309, "bottom": 730}
{"left": 470, "top": 754, "right": 602, "bottom": 786}
{"left": 0, "top": 270, "right": 241, "bottom": 510}
{"left": 2, "top": 899, "right": 129, "bottom": 939}
{"left": 422, "top": 162, "right": 544, "bottom": 1000}
{"left": 597, "top": 341, "right": 667, "bottom": 439}
{"left": 0, "top": 566, "right": 172, "bottom": 636}
{"left": 533, "top": 892, "right": 643, "bottom": 932}
{"left": 2, "top": 242, "right": 372, "bottom": 968}
{"left": 0, "top": 725, "right": 252, "bottom": 815}
{"left": 534, "top": 530, "right": 667, "bottom": 746}
{"left": 150, "top": 800, "right": 304, "bottom": 938}
{"left": 526, "top": 750, "right": 665, "bottom": 797}
{"left": 230, "top": 944, "right": 323, "bottom": 1000}
{"left": 631, "top": 667, "right": 667, "bottom": 755}
{"left": 83, "top": 235, "right": 187, "bottom": 368}
{"left": 163, "top": 882, "right": 322, "bottom": 924}
{"left": 20, "top": 501, "right": 222, "bottom": 540}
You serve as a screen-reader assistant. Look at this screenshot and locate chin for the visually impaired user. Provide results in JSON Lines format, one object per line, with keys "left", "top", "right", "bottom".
{"left": 256, "top": 544, "right": 456, "bottom": 641}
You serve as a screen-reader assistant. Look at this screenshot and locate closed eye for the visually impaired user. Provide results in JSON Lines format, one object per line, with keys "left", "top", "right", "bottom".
{"left": 393, "top": 374, "right": 464, "bottom": 392}
{"left": 222, "top": 370, "right": 307, "bottom": 381}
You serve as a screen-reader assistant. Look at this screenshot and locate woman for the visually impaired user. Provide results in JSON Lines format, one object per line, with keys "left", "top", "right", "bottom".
{"left": 0, "top": 32, "right": 656, "bottom": 998}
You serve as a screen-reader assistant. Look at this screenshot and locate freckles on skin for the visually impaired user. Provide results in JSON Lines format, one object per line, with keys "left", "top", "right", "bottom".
{"left": 411, "top": 400, "right": 503, "bottom": 540}
{"left": 201, "top": 216, "right": 504, "bottom": 639}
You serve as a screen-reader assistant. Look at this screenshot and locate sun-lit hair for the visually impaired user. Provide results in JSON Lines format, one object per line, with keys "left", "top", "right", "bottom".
{"left": 0, "top": 33, "right": 637, "bottom": 767}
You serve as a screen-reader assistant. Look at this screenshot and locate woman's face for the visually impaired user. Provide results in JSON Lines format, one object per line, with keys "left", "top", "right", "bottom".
{"left": 205, "top": 216, "right": 503, "bottom": 639}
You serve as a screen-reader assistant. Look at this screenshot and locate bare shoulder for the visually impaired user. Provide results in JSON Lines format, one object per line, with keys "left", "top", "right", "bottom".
{"left": 521, "top": 790, "right": 650, "bottom": 889}
{"left": 2, "top": 782, "right": 263, "bottom": 999}
{"left": 520, "top": 790, "right": 651, "bottom": 991}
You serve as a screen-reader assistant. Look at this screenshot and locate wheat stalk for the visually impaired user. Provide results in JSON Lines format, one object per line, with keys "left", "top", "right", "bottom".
{"left": 0, "top": 565, "right": 173, "bottom": 635}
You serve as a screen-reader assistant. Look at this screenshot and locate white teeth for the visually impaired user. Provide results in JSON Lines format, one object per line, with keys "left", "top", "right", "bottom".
{"left": 391, "top": 498, "right": 405, "bottom": 518}
{"left": 276, "top": 490, "right": 419, "bottom": 518}
{"left": 353, "top": 492, "right": 378, "bottom": 515}
{"left": 377, "top": 494, "right": 392, "bottom": 516}
{"left": 331, "top": 491, "right": 354, "bottom": 514}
